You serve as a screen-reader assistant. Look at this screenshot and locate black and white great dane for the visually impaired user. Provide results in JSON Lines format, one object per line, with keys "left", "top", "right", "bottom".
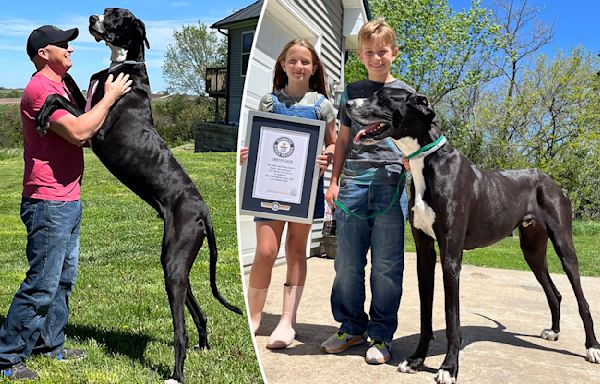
{"left": 347, "top": 87, "right": 600, "bottom": 383}
{"left": 36, "top": 8, "right": 241, "bottom": 384}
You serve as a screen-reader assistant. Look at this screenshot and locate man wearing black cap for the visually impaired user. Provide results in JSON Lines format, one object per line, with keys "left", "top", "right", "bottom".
{"left": 0, "top": 25, "right": 132, "bottom": 381}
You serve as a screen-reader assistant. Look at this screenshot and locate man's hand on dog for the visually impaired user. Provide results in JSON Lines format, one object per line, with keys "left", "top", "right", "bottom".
{"left": 104, "top": 73, "right": 133, "bottom": 104}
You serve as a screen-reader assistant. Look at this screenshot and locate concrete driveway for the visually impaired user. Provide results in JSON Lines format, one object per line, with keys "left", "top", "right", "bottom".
{"left": 247, "top": 253, "right": 600, "bottom": 384}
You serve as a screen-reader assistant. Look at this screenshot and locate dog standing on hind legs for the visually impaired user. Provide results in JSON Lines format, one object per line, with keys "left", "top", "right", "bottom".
{"left": 347, "top": 87, "right": 600, "bottom": 383}
{"left": 36, "top": 8, "right": 242, "bottom": 384}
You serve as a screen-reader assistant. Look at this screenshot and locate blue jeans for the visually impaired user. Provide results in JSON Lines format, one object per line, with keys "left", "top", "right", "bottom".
{"left": 0, "top": 198, "right": 81, "bottom": 367}
{"left": 331, "top": 182, "right": 405, "bottom": 343}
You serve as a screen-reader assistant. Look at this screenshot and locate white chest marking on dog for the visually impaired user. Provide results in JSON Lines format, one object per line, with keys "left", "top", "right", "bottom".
{"left": 393, "top": 137, "right": 437, "bottom": 239}
{"left": 108, "top": 43, "right": 128, "bottom": 62}
{"left": 164, "top": 379, "right": 181, "bottom": 384}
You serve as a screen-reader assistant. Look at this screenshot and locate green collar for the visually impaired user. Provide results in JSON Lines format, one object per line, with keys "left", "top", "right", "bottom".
{"left": 405, "top": 135, "right": 447, "bottom": 160}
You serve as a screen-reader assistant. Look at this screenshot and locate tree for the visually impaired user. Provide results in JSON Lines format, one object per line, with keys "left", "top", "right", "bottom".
{"left": 162, "top": 23, "right": 227, "bottom": 95}
{"left": 491, "top": 0, "right": 554, "bottom": 101}
{"left": 349, "top": 0, "right": 502, "bottom": 105}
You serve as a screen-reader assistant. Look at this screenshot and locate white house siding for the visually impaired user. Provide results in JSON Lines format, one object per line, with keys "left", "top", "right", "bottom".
{"left": 237, "top": 0, "right": 368, "bottom": 266}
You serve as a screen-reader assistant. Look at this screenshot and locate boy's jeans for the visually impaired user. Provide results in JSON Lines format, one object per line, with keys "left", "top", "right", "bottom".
{"left": 331, "top": 182, "right": 405, "bottom": 343}
{"left": 0, "top": 198, "right": 81, "bottom": 367}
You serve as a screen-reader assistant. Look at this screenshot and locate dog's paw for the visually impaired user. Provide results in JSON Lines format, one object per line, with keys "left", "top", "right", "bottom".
{"left": 541, "top": 329, "right": 560, "bottom": 341}
{"left": 435, "top": 369, "right": 457, "bottom": 384}
{"left": 164, "top": 380, "right": 181, "bottom": 384}
{"left": 397, "top": 360, "right": 417, "bottom": 373}
{"left": 193, "top": 340, "right": 210, "bottom": 350}
{"left": 586, "top": 347, "right": 600, "bottom": 363}
{"left": 397, "top": 358, "right": 423, "bottom": 373}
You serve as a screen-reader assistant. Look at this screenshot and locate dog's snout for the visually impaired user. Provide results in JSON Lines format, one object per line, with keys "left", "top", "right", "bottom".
{"left": 89, "top": 15, "right": 99, "bottom": 24}
{"left": 346, "top": 100, "right": 356, "bottom": 109}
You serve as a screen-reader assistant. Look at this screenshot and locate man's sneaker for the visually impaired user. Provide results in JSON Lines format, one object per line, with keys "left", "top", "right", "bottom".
{"left": 56, "top": 348, "right": 87, "bottom": 362}
{"left": 0, "top": 362, "right": 39, "bottom": 380}
{"left": 321, "top": 331, "right": 366, "bottom": 353}
{"left": 365, "top": 339, "right": 392, "bottom": 364}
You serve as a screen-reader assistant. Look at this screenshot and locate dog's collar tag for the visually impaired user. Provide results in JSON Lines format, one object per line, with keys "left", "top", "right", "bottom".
{"left": 406, "top": 135, "right": 447, "bottom": 160}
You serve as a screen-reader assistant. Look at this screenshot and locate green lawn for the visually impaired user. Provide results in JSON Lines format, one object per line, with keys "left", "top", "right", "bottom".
{"left": 0, "top": 148, "right": 261, "bottom": 383}
{"left": 403, "top": 220, "right": 600, "bottom": 277}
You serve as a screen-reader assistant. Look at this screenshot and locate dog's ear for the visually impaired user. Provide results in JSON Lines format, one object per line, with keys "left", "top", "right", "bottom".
{"left": 407, "top": 93, "right": 435, "bottom": 120}
{"left": 134, "top": 18, "right": 150, "bottom": 49}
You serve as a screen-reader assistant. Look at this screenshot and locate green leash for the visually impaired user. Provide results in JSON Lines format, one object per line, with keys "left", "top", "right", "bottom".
{"left": 333, "top": 171, "right": 406, "bottom": 220}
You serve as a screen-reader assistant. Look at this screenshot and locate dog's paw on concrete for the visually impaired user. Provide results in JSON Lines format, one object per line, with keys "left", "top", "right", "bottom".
{"left": 587, "top": 347, "right": 600, "bottom": 363}
{"left": 435, "top": 369, "right": 456, "bottom": 384}
{"left": 397, "top": 360, "right": 418, "bottom": 373}
{"left": 541, "top": 329, "right": 560, "bottom": 341}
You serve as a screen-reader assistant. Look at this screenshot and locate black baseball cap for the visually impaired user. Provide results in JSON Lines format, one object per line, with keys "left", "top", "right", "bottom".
{"left": 26, "top": 25, "right": 79, "bottom": 59}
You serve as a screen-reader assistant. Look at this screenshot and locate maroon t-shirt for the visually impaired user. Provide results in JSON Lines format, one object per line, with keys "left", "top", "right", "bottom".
{"left": 20, "top": 71, "right": 83, "bottom": 200}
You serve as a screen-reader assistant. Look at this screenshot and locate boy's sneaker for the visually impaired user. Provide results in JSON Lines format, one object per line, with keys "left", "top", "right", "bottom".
{"left": 321, "top": 331, "right": 366, "bottom": 353}
{"left": 365, "top": 339, "right": 392, "bottom": 364}
{"left": 56, "top": 348, "right": 86, "bottom": 361}
{"left": 0, "top": 362, "right": 39, "bottom": 380}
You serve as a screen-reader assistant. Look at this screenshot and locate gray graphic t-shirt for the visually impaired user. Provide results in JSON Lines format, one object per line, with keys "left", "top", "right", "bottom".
{"left": 339, "top": 79, "right": 416, "bottom": 185}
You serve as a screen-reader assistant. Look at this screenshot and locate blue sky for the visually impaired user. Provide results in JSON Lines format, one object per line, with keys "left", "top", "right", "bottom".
{"left": 447, "top": 0, "right": 599, "bottom": 58}
{"left": 0, "top": 0, "right": 256, "bottom": 92}
{"left": 1, "top": 1, "right": 597, "bottom": 92}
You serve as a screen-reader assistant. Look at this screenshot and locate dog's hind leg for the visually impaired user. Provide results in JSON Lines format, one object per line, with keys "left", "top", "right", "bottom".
{"left": 186, "top": 284, "right": 209, "bottom": 350}
{"left": 518, "top": 221, "right": 562, "bottom": 341}
{"left": 545, "top": 213, "right": 600, "bottom": 362}
{"left": 398, "top": 229, "right": 436, "bottom": 374}
{"left": 161, "top": 232, "right": 197, "bottom": 383}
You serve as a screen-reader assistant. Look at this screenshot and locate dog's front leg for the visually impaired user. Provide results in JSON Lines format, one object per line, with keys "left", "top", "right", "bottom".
{"left": 36, "top": 94, "right": 83, "bottom": 136}
{"left": 398, "top": 228, "right": 436, "bottom": 374}
{"left": 62, "top": 73, "right": 86, "bottom": 110}
{"left": 436, "top": 240, "right": 464, "bottom": 384}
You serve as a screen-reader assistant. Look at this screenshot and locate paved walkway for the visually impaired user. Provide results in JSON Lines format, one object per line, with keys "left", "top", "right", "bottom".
{"left": 247, "top": 253, "right": 600, "bottom": 384}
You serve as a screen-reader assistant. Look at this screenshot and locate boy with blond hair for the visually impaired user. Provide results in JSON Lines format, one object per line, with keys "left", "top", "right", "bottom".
{"left": 321, "top": 18, "right": 414, "bottom": 364}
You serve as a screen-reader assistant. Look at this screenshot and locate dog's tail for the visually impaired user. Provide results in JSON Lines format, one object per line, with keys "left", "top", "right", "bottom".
{"left": 206, "top": 220, "right": 243, "bottom": 315}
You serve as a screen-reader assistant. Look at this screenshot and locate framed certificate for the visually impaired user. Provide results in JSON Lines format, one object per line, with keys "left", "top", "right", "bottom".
{"left": 239, "top": 110, "right": 325, "bottom": 223}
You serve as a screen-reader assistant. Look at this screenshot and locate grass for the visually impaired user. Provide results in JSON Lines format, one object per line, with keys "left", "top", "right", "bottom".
{"left": 403, "top": 220, "right": 600, "bottom": 277}
{"left": 0, "top": 147, "right": 261, "bottom": 383}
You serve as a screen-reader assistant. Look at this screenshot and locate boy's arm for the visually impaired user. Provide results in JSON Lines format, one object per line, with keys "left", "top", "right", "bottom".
{"left": 325, "top": 123, "right": 351, "bottom": 206}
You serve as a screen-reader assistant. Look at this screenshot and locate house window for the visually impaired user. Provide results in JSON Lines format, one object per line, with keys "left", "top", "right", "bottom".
{"left": 241, "top": 31, "right": 254, "bottom": 77}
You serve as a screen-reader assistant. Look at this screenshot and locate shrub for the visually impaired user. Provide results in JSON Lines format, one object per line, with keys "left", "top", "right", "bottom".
{"left": 152, "top": 95, "right": 219, "bottom": 147}
{"left": 0, "top": 104, "right": 22, "bottom": 149}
